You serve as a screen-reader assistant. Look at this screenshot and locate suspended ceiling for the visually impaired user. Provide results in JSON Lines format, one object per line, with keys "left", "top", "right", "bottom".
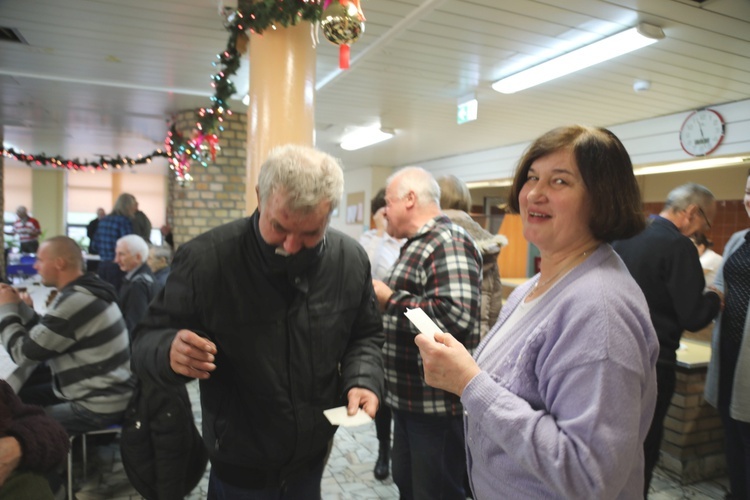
{"left": 1, "top": 0, "right": 749, "bottom": 176}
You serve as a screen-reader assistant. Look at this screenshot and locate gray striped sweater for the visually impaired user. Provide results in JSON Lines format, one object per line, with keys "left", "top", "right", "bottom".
{"left": 0, "top": 273, "right": 134, "bottom": 415}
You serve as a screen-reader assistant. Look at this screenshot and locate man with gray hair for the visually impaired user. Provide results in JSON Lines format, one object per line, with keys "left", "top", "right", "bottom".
{"left": 372, "top": 166, "right": 482, "bottom": 499}
{"left": 613, "top": 182, "right": 723, "bottom": 494}
{"left": 115, "top": 234, "right": 155, "bottom": 336}
{"left": 146, "top": 244, "right": 172, "bottom": 293}
{"left": 131, "top": 145, "right": 384, "bottom": 498}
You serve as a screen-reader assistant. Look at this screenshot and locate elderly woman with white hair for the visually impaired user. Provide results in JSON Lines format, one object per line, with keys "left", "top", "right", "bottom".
{"left": 115, "top": 234, "right": 156, "bottom": 336}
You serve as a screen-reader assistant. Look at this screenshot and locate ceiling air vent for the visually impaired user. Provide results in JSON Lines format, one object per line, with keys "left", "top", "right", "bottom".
{"left": 0, "top": 27, "right": 28, "bottom": 44}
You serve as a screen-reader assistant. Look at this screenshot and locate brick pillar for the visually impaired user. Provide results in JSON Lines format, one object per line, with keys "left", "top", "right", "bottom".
{"left": 660, "top": 365, "right": 726, "bottom": 483}
{"left": 168, "top": 110, "right": 247, "bottom": 248}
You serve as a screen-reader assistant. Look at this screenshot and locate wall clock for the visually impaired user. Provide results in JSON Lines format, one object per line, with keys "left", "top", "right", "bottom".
{"left": 679, "top": 108, "right": 725, "bottom": 157}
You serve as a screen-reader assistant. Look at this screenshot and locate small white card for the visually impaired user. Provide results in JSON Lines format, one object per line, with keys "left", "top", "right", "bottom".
{"left": 404, "top": 307, "right": 442, "bottom": 340}
{"left": 323, "top": 406, "right": 373, "bottom": 427}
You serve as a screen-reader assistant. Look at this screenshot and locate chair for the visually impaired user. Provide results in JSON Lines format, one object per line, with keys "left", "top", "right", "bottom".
{"left": 67, "top": 425, "right": 121, "bottom": 500}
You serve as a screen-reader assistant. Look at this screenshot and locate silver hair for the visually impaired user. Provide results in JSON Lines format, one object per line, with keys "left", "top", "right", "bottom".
{"left": 149, "top": 244, "right": 172, "bottom": 264}
{"left": 664, "top": 183, "right": 715, "bottom": 212}
{"left": 257, "top": 145, "right": 344, "bottom": 213}
{"left": 117, "top": 234, "right": 149, "bottom": 264}
{"left": 386, "top": 166, "right": 441, "bottom": 207}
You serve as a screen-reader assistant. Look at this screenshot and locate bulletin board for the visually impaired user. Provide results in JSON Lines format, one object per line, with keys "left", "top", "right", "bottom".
{"left": 345, "top": 191, "right": 365, "bottom": 224}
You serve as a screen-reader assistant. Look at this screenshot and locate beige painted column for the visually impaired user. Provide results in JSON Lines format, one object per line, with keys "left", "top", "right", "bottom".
{"left": 111, "top": 172, "right": 124, "bottom": 205}
{"left": 245, "top": 22, "right": 316, "bottom": 215}
{"left": 31, "top": 170, "right": 66, "bottom": 239}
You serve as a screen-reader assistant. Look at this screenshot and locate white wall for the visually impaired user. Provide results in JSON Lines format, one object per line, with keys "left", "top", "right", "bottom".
{"left": 331, "top": 166, "right": 374, "bottom": 240}
{"left": 416, "top": 98, "right": 750, "bottom": 184}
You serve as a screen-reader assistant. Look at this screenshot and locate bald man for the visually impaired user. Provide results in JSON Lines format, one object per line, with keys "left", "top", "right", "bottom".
{"left": 0, "top": 236, "right": 134, "bottom": 434}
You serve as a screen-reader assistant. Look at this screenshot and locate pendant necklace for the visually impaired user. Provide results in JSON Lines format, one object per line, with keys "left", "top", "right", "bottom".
{"left": 526, "top": 244, "right": 599, "bottom": 300}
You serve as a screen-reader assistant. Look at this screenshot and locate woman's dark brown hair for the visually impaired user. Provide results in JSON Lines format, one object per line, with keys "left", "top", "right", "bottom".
{"left": 508, "top": 125, "right": 645, "bottom": 242}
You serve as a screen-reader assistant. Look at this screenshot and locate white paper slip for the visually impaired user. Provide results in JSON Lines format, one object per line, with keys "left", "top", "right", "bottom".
{"left": 404, "top": 307, "right": 442, "bottom": 340}
{"left": 323, "top": 406, "right": 373, "bottom": 427}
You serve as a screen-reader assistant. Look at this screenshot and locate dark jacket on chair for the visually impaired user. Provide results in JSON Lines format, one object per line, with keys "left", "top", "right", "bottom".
{"left": 120, "top": 375, "right": 207, "bottom": 500}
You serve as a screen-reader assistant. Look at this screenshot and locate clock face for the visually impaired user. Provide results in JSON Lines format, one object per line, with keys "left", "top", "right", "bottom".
{"left": 679, "top": 109, "right": 725, "bottom": 157}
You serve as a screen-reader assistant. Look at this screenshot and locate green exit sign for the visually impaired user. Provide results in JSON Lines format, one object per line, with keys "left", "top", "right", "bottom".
{"left": 457, "top": 98, "right": 478, "bottom": 124}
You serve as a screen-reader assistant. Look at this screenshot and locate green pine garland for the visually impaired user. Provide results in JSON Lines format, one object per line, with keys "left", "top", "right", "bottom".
{"left": 198, "top": 0, "right": 323, "bottom": 135}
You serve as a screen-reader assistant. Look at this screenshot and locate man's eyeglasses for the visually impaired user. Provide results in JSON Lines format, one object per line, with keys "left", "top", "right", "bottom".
{"left": 697, "top": 205, "right": 712, "bottom": 230}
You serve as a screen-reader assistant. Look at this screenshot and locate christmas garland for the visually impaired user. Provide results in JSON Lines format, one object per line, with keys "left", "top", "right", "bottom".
{"left": 1, "top": 0, "right": 343, "bottom": 182}
{"left": 0, "top": 147, "right": 169, "bottom": 171}
{"left": 167, "top": 0, "right": 324, "bottom": 181}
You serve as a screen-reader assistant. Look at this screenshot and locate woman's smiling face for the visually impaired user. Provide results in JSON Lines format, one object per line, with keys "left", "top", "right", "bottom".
{"left": 519, "top": 148, "right": 597, "bottom": 256}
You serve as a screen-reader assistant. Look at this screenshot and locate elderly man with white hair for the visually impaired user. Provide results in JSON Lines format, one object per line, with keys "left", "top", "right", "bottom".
{"left": 115, "top": 234, "right": 156, "bottom": 336}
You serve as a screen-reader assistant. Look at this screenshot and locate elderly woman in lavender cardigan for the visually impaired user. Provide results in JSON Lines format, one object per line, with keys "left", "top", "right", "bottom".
{"left": 416, "top": 125, "right": 658, "bottom": 499}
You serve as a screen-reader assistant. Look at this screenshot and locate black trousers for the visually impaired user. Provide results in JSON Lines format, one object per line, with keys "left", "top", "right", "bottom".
{"left": 20, "top": 241, "right": 39, "bottom": 254}
{"left": 643, "top": 364, "right": 676, "bottom": 496}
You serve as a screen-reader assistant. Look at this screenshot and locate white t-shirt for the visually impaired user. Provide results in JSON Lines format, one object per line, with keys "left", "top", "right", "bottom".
{"left": 700, "top": 249, "right": 723, "bottom": 286}
{"left": 358, "top": 230, "right": 405, "bottom": 280}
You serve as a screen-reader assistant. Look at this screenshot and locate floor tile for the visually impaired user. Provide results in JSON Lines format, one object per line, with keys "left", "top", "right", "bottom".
{"left": 71, "top": 380, "right": 727, "bottom": 499}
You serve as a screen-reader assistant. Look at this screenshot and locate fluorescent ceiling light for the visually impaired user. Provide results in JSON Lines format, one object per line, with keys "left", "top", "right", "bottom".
{"left": 492, "top": 23, "right": 665, "bottom": 94}
{"left": 466, "top": 180, "right": 513, "bottom": 189}
{"left": 340, "top": 127, "right": 394, "bottom": 151}
{"left": 633, "top": 156, "right": 749, "bottom": 176}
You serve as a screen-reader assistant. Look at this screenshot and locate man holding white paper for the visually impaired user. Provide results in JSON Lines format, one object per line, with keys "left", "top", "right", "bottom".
{"left": 131, "top": 146, "right": 385, "bottom": 499}
{"left": 372, "top": 166, "right": 481, "bottom": 500}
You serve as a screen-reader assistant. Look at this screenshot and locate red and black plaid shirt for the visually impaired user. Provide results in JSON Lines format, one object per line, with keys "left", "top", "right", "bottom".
{"left": 383, "top": 215, "right": 482, "bottom": 416}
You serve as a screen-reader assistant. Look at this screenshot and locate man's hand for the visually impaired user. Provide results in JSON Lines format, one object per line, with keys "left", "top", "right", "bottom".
{"left": 169, "top": 329, "right": 217, "bottom": 379}
{"left": 347, "top": 387, "right": 379, "bottom": 419}
{"left": 373, "top": 207, "right": 387, "bottom": 236}
{"left": 415, "top": 331, "right": 481, "bottom": 397}
{"left": 18, "top": 291, "right": 33, "bottom": 309}
{"left": 372, "top": 279, "right": 393, "bottom": 311}
{"left": 0, "top": 437, "right": 22, "bottom": 486}
{"left": 0, "top": 285, "right": 21, "bottom": 307}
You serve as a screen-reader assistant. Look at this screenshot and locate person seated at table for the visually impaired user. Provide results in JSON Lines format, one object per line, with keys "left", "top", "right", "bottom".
{"left": 0, "top": 379, "right": 69, "bottom": 499}
{"left": 0, "top": 236, "right": 134, "bottom": 434}
{"left": 114, "top": 235, "right": 156, "bottom": 336}
{"left": 146, "top": 244, "right": 172, "bottom": 294}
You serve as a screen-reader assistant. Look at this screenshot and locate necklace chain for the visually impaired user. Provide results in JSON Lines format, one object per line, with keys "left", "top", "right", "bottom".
{"left": 527, "top": 245, "right": 599, "bottom": 299}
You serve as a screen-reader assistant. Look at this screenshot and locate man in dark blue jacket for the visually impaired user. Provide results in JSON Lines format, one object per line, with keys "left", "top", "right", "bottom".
{"left": 132, "top": 145, "right": 384, "bottom": 499}
{"left": 613, "top": 183, "right": 723, "bottom": 495}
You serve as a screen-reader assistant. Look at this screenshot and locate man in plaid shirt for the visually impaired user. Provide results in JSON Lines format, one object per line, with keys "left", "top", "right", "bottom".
{"left": 372, "top": 166, "right": 482, "bottom": 500}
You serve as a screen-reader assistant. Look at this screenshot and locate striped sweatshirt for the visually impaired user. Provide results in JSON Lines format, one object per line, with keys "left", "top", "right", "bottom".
{"left": 0, "top": 273, "right": 134, "bottom": 415}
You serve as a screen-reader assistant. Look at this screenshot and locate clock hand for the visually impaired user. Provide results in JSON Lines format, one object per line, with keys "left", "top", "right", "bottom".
{"left": 697, "top": 121, "right": 705, "bottom": 138}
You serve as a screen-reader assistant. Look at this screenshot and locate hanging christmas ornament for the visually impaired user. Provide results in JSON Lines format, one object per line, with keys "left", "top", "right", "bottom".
{"left": 321, "top": 0, "right": 365, "bottom": 69}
